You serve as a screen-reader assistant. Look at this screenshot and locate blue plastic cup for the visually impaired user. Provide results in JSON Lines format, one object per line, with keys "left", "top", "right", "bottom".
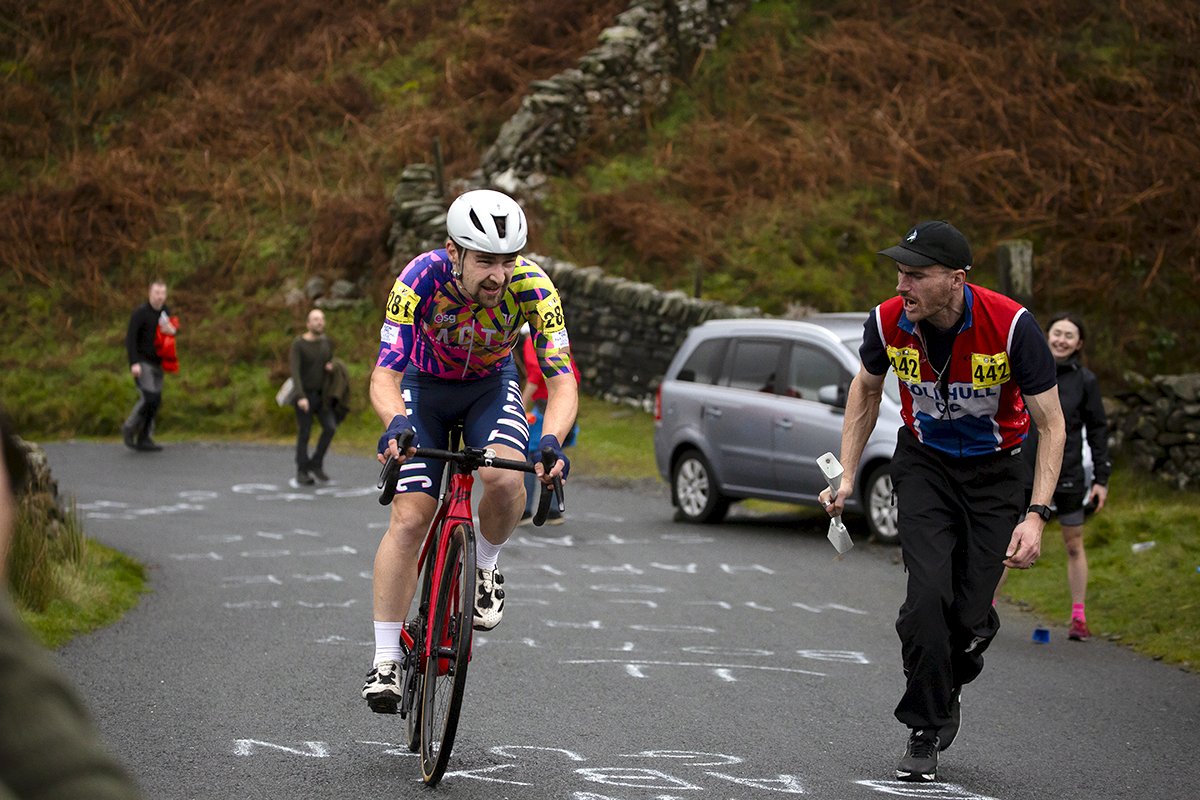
{"left": 1032, "top": 628, "right": 1050, "bottom": 644}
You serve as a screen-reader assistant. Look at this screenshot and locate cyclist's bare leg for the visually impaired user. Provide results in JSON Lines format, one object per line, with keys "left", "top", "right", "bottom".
{"left": 373, "top": 491, "right": 439, "bottom": 622}
{"left": 475, "top": 443, "right": 527, "bottom": 546}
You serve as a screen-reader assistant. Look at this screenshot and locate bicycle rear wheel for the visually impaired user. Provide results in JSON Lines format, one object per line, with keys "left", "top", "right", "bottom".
{"left": 420, "top": 522, "right": 476, "bottom": 785}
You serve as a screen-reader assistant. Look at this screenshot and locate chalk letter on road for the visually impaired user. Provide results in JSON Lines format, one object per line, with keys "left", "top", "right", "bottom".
{"left": 233, "top": 740, "right": 329, "bottom": 757}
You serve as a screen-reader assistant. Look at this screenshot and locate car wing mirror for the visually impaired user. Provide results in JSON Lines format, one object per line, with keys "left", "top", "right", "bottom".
{"left": 818, "top": 384, "right": 847, "bottom": 409}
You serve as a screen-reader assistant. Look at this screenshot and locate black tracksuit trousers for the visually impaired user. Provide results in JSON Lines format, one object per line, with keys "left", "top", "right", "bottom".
{"left": 890, "top": 427, "right": 1025, "bottom": 731}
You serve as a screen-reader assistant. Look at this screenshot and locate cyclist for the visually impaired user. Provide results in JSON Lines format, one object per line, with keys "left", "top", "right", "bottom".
{"left": 362, "top": 189, "right": 578, "bottom": 712}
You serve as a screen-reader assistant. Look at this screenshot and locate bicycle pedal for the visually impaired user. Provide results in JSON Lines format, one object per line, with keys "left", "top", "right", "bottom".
{"left": 366, "top": 696, "right": 400, "bottom": 715}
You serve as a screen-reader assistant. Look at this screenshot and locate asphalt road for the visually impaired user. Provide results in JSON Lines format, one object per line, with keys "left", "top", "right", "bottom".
{"left": 41, "top": 441, "right": 1200, "bottom": 800}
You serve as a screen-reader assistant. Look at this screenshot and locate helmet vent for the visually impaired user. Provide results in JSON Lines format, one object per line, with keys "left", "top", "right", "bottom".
{"left": 468, "top": 209, "right": 486, "bottom": 234}
{"left": 493, "top": 215, "right": 507, "bottom": 238}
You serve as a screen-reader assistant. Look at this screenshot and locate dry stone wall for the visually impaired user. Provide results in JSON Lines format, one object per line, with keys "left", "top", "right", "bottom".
{"left": 1108, "top": 372, "right": 1200, "bottom": 489}
{"left": 481, "top": 0, "right": 758, "bottom": 189}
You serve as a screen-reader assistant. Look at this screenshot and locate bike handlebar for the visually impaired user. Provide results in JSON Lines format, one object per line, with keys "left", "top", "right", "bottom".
{"left": 377, "top": 429, "right": 565, "bottom": 525}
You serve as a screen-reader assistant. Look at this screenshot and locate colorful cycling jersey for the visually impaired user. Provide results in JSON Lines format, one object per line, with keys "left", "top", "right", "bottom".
{"left": 376, "top": 250, "right": 573, "bottom": 381}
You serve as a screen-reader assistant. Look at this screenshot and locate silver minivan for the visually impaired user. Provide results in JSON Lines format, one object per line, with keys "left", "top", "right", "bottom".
{"left": 653, "top": 313, "right": 904, "bottom": 543}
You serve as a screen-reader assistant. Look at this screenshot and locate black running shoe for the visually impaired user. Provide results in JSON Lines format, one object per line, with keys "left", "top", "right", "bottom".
{"left": 896, "top": 729, "right": 939, "bottom": 782}
{"left": 939, "top": 687, "right": 962, "bottom": 752}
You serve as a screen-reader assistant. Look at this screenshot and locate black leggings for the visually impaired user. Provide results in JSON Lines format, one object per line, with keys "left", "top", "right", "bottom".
{"left": 891, "top": 428, "right": 1025, "bottom": 731}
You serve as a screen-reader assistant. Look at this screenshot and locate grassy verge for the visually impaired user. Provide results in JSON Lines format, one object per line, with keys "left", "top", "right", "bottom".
{"left": 1000, "top": 462, "right": 1200, "bottom": 670}
{"left": 8, "top": 491, "right": 148, "bottom": 649}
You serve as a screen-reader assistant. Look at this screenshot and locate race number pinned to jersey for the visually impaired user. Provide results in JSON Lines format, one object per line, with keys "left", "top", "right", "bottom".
{"left": 536, "top": 291, "right": 567, "bottom": 339}
{"left": 971, "top": 351, "right": 1011, "bottom": 388}
{"left": 385, "top": 282, "right": 419, "bottom": 326}
{"left": 886, "top": 346, "right": 922, "bottom": 384}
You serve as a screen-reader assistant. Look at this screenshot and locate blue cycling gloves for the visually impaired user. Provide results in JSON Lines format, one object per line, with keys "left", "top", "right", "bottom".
{"left": 378, "top": 414, "right": 415, "bottom": 456}
{"left": 539, "top": 434, "right": 570, "bottom": 480}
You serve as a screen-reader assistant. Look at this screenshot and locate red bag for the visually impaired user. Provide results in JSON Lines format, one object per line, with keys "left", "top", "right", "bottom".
{"left": 155, "top": 315, "right": 181, "bottom": 373}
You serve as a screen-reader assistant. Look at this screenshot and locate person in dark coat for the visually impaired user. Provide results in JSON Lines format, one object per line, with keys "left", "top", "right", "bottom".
{"left": 1000, "top": 312, "right": 1111, "bottom": 641}
{"left": 290, "top": 309, "right": 338, "bottom": 485}
{"left": 122, "top": 280, "right": 177, "bottom": 451}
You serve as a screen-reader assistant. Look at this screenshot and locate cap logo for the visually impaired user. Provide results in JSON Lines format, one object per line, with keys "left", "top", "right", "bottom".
{"left": 906, "top": 230, "right": 918, "bottom": 242}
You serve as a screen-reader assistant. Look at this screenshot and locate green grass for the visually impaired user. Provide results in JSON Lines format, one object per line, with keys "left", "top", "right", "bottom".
{"left": 999, "top": 463, "right": 1200, "bottom": 670}
{"left": 16, "top": 538, "right": 147, "bottom": 649}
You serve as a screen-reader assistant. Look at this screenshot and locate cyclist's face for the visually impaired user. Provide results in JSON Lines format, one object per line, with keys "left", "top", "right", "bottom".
{"left": 449, "top": 243, "right": 518, "bottom": 309}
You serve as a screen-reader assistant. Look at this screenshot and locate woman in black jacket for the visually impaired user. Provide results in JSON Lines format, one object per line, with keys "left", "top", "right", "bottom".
{"left": 1043, "top": 313, "right": 1111, "bottom": 640}
{"left": 999, "top": 312, "right": 1112, "bottom": 640}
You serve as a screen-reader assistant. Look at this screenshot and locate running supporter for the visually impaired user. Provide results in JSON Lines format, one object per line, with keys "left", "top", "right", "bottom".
{"left": 361, "top": 189, "right": 579, "bottom": 713}
{"left": 819, "top": 220, "right": 1064, "bottom": 783}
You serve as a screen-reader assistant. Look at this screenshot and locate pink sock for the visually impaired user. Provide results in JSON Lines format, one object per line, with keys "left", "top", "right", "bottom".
{"left": 1072, "top": 603, "right": 1086, "bottom": 622}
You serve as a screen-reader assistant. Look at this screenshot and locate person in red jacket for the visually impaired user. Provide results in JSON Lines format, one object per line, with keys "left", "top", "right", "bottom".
{"left": 820, "top": 221, "right": 1066, "bottom": 783}
{"left": 518, "top": 326, "right": 579, "bottom": 525}
{"left": 121, "top": 281, "right": 178, "bottom": 452}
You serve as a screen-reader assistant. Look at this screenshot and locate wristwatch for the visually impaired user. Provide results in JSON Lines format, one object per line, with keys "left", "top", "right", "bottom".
{"left": 1027, "top": 504, "right": 1052, "bottom": 522}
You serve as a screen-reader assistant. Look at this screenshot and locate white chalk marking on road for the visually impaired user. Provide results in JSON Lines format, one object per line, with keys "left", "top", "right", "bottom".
{"left": 225, "top": 601, "right": 284, "bottom": 609}
{"left": 169, "top": 552, "right": 222, "bottom": 561}
{"left": 292, "top": 573, "right": 343, "bottom": 582}
{"left": 221, "top": 575, "right": 282, "bottom": 586}
{"left": 605, "top": 533, "right": 647, "bottom": 543}
{"left": 297, "top": 599, "right": 357, "bottom": 608}
{"left": 686, "top": 600, "right": 732, "bottom": 609}
{"left": 707, "top": 771, "right": 804, "bottom": 794}
{"left": 257, "top": 493, "right": 314, "bottom": 502}
{"left": 609, "top": 599, "right": 658, "bottom": 608}
{"left": 546, "top": 620, "right": 603, "bottom": 629}
{"left": 613, "top": 642, "right": 636, "bottom": 651}
{"left": 198, "top": 534, "right": 243, "bottom": 543}
{"left": 503, "top": 564, "right": 564, "bottom": 576}
{"left": 720, "top": 564, "right": 775, "bottom": 575}
{"left": 179, "top": 490, "right": 219, "bottom": 500}
{"left": 625, "top": 664, "right": 646, "bottom": 678}
{"left": 683, "top": 646, "right": 774, "bottom": 657}
{"left": 561, "top": 659, "right": 825, "bottom": 677}
{"left": 490, "top": 745, "right": 587, "bottom": 761}
{"left": 233, "top": 740, "right": 328, "bottom": 757}
{"left": 856, "top": 780, "right": 1002, "bottom": 799}
{"left": 77, "top": 501, "right": 129, "bottom": 510}
{"left": 651, "top": 562, "right": 698, "bottom": 573}
{"left": 256, "top": 529, "right": 323, "bottom": 540}
{"left": 589, "top": 584, "right": 668, "bottom": 593}
{"left": 581, "top": 563, "right": 644, "bottom": 574}
{"left": 300, "top": 546, "right": 357, "bottom": 556}
{"left": 661, "top": 534, "right": 714, "bottom": 544}
{"left": 506, "top": 581, "right": 567, "bottom": 592}
{"left": 629, "top": 624, "right": 716, "bottom": 634}
{"left": 233, "top": 484, "right": 278, "bottom": 494}
{"left": 507, "top": 597, "right": 551, "bottom": 606}
{"left": 440, "top": 765, "right": 532, "bottom": 785}
{"left": 358, "top": 740, "right": 418, "bottom": 758}
{"left": 792, "top": 602, "right": 868, "bottom": 614}
{"left": 796, "top": 650, "right": 871, "bottom": 664}
{"left": 576, "top": 767, "right": 703, "bottom": 791}
{"left": 618, "top": 750, "right": 743, "bottom": 767}
{"left": 516, "top": 534, "right": 575, "bottom": 547}
{"left": 713, "top": 668, "right": 737, "bottom": 682}
{"left": 744, "top": 601, "right": 774, "bottom": 611}
{"left": 240, "top": 549, "right": 291, "bottom": 558}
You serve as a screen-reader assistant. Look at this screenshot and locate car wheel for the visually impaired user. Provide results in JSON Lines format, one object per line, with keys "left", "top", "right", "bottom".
{"left": 863, "top": 464, "right": 898, "bottom": 544}
{"left": 672, "top": 449, "right": 730, "bottom": 524}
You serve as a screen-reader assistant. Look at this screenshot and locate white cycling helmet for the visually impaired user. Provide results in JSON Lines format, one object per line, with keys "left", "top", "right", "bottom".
{"left": 446, "top": 189, "right": 528, "bottom": 254}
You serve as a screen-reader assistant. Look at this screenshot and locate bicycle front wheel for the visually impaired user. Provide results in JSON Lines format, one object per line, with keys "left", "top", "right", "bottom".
{"left": 420, "top": 522, "right": 476, "bottom": 786}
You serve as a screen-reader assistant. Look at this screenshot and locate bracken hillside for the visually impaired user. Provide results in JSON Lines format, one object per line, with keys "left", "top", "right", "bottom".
{"left": 2, "top": 0, "right": 1198, "bottom": 437}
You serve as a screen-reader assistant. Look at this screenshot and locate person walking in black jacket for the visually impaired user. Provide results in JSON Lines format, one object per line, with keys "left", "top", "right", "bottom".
{"left": 290, "top": 309, "right": 337, "bottom": 485}
{"left": 122, "top": 281, "right": 177, "bottom": 451}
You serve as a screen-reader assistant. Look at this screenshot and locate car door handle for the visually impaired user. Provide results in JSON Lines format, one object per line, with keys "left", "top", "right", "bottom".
{"left": 775, "top": 418, "right": 793, "bottom": 428}
{"left": 704, "top": 405, "right": 723, "bottom": 418}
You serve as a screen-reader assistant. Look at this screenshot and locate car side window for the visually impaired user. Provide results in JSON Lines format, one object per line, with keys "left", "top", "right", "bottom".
{"left": 676, "top": 338, "right": 728, "bottom": 384}
{"left": 722, "top": 339, "right": 785, "bottom": 394}
{"left": 787, "top": 343, "right": 849, "bottom": 401}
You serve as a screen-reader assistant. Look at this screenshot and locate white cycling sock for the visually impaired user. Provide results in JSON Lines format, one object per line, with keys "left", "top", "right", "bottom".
{"left": 373, "top": 620, "right": 407, "bottom": 666}
{"left": 475, "top": 536, "right": 503, "bottom": 570}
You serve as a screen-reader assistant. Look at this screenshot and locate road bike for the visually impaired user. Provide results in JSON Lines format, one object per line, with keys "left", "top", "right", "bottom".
{"left": 376, "top": 427, "right": 564, "bottom": 786}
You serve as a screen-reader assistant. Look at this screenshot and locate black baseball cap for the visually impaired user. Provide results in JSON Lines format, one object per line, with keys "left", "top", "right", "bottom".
{"left": 878, "top": 220, "right": 972, "bottom": 271}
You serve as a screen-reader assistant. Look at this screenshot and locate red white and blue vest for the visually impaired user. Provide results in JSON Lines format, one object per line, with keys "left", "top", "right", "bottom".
{"left": 873, "top": 284, "right": 1031, "bottom": 457}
